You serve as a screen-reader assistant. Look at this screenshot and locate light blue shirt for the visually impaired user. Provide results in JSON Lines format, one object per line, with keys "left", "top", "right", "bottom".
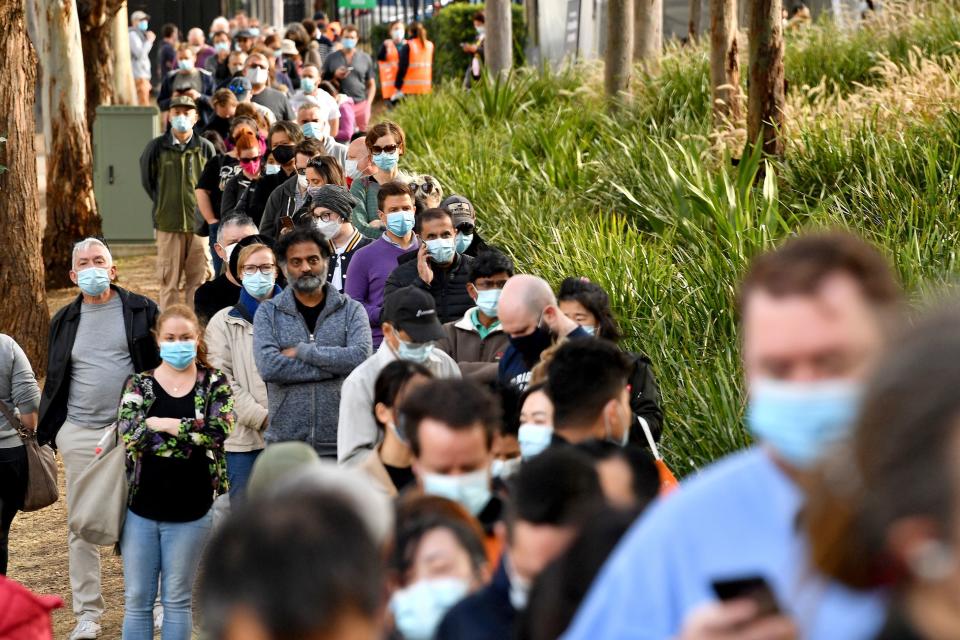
{"left": 562, "top": 447, "right": 886, "bottom": 640}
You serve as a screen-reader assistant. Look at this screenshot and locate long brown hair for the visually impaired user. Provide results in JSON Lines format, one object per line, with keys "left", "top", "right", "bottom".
{"left": 154, "top": 304, "right": 211, "bottom": 369}
{"left": 805, "top": 305, "right": 960, "bottom": 589}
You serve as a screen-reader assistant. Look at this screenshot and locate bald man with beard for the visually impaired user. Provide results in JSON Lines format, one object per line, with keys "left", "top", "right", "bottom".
{"left": 496, "top": 275, "right": 590, "bottom": 391}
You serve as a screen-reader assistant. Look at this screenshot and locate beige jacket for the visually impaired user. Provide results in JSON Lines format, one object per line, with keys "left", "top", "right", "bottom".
{"left": 359, "top": 448, "right": 399, "bottom": 498}
{"left": 205, "top": 305, "right": 268, "bottom": 452}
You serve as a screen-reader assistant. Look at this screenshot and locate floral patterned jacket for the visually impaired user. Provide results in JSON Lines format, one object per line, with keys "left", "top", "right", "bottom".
{"left": 117, "top": 366, "right": 235, "bottom": 501}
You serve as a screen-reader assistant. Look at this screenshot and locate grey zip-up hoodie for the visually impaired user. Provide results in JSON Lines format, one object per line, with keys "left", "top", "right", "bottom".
{"left": 253, "top": 284, "right": 372, "bottom": 458}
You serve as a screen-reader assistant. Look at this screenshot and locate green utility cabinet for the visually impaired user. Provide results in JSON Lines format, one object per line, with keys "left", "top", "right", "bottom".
{"left": 93, "top": 105, "right": 160, "bottom": 243}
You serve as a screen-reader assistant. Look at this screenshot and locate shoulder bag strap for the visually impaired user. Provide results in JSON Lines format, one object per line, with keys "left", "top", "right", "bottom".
{"left": 0, "top": 399, "right": 28, "bottom": 440}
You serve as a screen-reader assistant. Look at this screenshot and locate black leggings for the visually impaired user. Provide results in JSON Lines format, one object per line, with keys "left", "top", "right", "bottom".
{"left": 0, "top": 445, "right": 28, "bottom": 575}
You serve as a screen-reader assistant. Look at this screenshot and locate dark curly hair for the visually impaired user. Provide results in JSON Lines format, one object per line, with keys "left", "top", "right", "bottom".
{"left": 557, "top": 277, "right": 622, "bottom": 342}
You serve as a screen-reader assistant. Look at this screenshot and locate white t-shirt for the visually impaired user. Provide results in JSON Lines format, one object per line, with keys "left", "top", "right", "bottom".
{"left": 290, "top": 89, "right": 341, "bottom": 122}
{"left": 331, "top": 242, "right": 349, "bottom": 292}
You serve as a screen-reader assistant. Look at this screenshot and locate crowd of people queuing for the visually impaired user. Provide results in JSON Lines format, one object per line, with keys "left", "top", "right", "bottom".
{"left": 0, "top": 8, "right": 955, "bottom": 640}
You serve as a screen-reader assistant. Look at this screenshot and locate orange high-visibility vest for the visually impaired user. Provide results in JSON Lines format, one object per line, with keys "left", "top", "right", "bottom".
{"left": 401, "top": 38, "right": 434, "bottom": 95}
{"left": 379, "top": 39, "right": 400, "bottom": 100}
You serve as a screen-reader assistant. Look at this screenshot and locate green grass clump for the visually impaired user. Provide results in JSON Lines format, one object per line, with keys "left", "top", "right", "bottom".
{"left": 386, "top": 2, "right": 960, "bottom": 474}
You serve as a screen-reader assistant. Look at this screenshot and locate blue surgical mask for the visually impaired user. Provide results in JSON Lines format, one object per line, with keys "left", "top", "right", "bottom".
{"left": 249, "top": 27, "right": 260, "bottom": 37}
{"left": 518, "top": 423, "right": 553, "bottom": 459}
{"left": 372, "top": 151, "right": 399, "bottom": 171}
{"left": 389, "top": 578, "right": 470, "bottom": 640}
{"left": 455, "top": 232, "right": 473, "bottom": 254}
{"left": 159, "top": 340, "right": 197, "bottom": 371}
{"left": 391, "top": 28, "right": 406, "bottom": 42}
{"left": 242, "top": 271, "right": 275, "bottom": 299}
{"left": 214, "top": 41, "right": 230, "bottom": 52}
{"left": 475, "top": 289, "right": 500, "bottom": 318}
{"left": 492, "top": 457, "right": 521, "bottom": 479}
{"left": 76, "top": 267, "right": 111, "bottom": 297}
{"left": 171, "top": 115, "right": 193, "bottom": 133}
{"left": 264, "top": 163, "right": 281, "bottom": 176}
{"left": 422, "top": 468, "right": 491, "bottom": 516}
{"left": 581, "top": 324, "right": 596, "bottom": 336}
{"left": 386, "top": 210, "right": 415, "bottom": 236}
{"left": 476, "top": 26, "right": 486, "bottom": 36}
{"left": 301, "top": 122, "right": 320, "bottom": 139}
{"left": 138, "top": 20, "right": 149, "bottom": 31}
{"left": 746, "top": 378, "right": 862, "bottom": 469}
{"left": 397, "top": 339, "right": 434, "bottom": 364}
{"left": 178, "top": 59, "right": 195, "bottom": 70}
{"left": 341, "top": 37, "right": 357, "bottom": 49}
{"left": 425, "top": 238, "right": 456, "bottom": 264}
{"left": 300, "top": 77, "right": 316, "bottom": 93}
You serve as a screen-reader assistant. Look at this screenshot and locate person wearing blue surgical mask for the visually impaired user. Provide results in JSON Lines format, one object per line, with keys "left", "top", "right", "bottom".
{"left": 565, "top": 232, "right": 902, "bottom": 640}
{"left": 116, "top": 304, "right": 234, "bottom": 640}
{"left": 400, "top": 378, "right": 504, "bottom": 546}
{"left": 390, "top": 495, "right": 491, "bottom": 640}
{"left": 436, "top": 248, "right": 513, "bottom": 383}
{"left": 349, "top": 121, "right": 410, "bottom": 240}
{"left": 384, "top": 207, "right": 476, "bottom": 325}
{"left": 205, "top": 243, "right": 280, "bottom": 501}
{"left": 291, "top": 64, "right": 341, "bottom": 138}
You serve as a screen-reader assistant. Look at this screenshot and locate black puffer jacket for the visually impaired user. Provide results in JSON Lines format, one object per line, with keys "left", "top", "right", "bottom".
{"left": 383, "top": 252, "right": 475, "bottom": 324}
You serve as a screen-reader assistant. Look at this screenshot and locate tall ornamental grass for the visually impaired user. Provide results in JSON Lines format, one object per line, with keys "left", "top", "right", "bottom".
{"left": 388, "top": 1, "right": 960, "bottom": 473}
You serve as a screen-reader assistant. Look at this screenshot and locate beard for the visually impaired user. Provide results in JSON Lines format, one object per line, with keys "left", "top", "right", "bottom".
{"left": 292, "top": 268, "right": 327, "bottom": 293}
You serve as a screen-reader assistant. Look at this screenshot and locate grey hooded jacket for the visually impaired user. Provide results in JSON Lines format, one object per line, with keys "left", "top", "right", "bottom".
{"left": 253, "top": 284, "right": 372, "bottom": 458}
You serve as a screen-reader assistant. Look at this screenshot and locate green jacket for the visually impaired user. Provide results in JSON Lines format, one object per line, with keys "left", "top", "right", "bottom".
{"left": 349, "top": 171, "right": 411, "bottom": 240}
{"left": 140, "top": 131, "right": 215, "bottom": 233}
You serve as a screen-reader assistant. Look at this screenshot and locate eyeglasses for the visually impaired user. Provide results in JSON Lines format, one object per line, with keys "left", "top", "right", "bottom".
{"left": 313, "top": 211, "right": 342, "bottom": 222}
{"left": 371, "top": 144, "right": 399, "bottom": 154}
{"left": 241, "top": 264, "right": 276, "bottom": 275}
{"left": 456, "top": 221, "right": 476, "bottom": 235}
{"left": 410, "top": 180, "right": 435, "bottom": 195}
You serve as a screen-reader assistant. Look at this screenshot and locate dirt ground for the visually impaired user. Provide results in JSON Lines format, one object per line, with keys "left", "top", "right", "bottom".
{"left": 7, "top": 249, "right": 182, "bottom": 639}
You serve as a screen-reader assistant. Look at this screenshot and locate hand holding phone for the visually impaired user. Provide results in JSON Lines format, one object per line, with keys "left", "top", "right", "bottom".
{"left": 711, "top": 576, "right": 780, "bottom": 618}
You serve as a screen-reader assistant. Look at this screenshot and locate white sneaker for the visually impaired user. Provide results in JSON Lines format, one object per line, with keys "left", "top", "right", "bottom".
{"left": 69, "top": 620, "right": 102, "bottom": 640}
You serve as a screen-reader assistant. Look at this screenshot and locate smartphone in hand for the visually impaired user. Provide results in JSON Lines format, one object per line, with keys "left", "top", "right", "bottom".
{"left": 711, "top": 576, "right": 781, "bottom": 619}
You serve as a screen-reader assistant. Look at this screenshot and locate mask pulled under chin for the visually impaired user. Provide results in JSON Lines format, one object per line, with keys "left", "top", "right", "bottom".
{"left": 746, "top": 377, "right": 863, "bottom": 469}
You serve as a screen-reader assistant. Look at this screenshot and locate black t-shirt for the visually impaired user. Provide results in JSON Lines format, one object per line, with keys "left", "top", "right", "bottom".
{"left": 129, "top": 381, "right": 214, "bottom": 523}
{"left": 295, "top": 295, "right": 324, "bottom": 333}
{"left": 195, "top": 273, "right": 241, "bottom": 326}
{"left": 384, "top": 463, "right": 415, "bottom": 493}
{"left": 197, "top": 155, "right": 240, "bottom": 223}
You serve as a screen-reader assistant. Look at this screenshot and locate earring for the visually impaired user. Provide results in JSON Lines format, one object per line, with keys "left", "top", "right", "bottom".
{"left": 907, "top": 539, "right": 956, "bottom": 582}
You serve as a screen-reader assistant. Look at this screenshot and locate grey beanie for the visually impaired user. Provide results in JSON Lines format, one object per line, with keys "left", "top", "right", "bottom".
{"left": 307, "top": 184, "right": 358, "bottom": 219}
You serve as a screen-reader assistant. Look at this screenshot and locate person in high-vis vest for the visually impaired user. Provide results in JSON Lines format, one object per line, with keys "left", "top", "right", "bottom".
{"left": 377, "top": 21, "right": 405, "bottom": 101}
{"left": 394, "top": 23, "right": 434, "bottom": 100}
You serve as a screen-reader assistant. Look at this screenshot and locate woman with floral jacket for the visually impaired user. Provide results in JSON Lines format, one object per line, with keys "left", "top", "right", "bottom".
{"left": 117, "top": 304, "right": 234, "bottom": 640}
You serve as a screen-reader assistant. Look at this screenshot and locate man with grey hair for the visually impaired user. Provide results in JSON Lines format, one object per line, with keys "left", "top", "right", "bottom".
{"left": 37, "top": 238, "right": 160, "bottom": 640}
{"left": 194, "top": 214, "right": 259, "bottom": 324}
{"left": 496, "top": 274, "right": 589, "bottom": 391}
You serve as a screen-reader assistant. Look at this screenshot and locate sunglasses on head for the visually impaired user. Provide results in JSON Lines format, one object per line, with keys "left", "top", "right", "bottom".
{"left": 371, "top": 144, "right": 399, "bottom": 154}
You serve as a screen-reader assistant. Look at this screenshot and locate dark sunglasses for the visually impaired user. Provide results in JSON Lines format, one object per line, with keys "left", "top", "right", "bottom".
{"left": 371, "top": 144, "right": 399, "bottom": 154}
{"left": 410, "top": 180, "right": 435, "bottom": 195}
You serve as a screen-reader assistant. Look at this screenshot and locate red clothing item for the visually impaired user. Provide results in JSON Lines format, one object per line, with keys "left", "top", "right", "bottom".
{"left": 0, "top": 576, "right": 63, "bottom": 639}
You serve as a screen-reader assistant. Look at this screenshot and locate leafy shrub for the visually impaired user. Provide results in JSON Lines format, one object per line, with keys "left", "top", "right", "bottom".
{"left": 428, "top": 3, "right": 526, "bottom": 81}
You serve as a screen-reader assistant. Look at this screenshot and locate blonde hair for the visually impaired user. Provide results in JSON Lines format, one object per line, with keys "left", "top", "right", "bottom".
{"left": 236, "top": 243, "right": 276, "bottom": 274}
{"left": 154, "top": 304, "right": 210, "bottom": 366}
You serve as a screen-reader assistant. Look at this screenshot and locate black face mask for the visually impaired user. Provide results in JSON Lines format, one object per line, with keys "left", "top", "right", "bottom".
{"left": 271, "top": 144, "right": 296, "bottom": 165}
{"left": 509, "top": 325, "right": 553, "bottom": 369}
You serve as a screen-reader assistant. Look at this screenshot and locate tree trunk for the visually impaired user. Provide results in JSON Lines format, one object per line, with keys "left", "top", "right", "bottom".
{"left": 710, "top": 0, "right": 741, "bottom": 124}
{"left": 605, "top": 0, "right": 634, "bottom": 100}
{"left": 33, "top": 0, "right": 102, "bottom": 289}
{"left": 688, "top": 0, "right": 701, "bottom": 41}
{"left": 77, "top": 0, "right": 124, "bottom": 137}
{"left": 486, "top": 0, "right": 513, "bottom": 77}
{"left": 0, "top": 0, "right": 51, "bottom": 375}
{"left": 634, "top": 0, "right": 662, "bottom": 70}
{"left": 110, "top": 1, "right": 136, "bottom": 105}
{"left": 746, "top": 0, "right": 785, "bottom": 157}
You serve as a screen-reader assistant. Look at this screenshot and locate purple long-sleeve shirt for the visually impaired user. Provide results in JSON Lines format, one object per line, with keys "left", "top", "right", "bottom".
{"left": 344, "top": 235, "right": 418, "bottom": 347}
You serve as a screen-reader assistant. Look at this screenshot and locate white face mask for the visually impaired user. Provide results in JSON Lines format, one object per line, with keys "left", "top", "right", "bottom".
{"left": 223, "top": 242, "right": 238, "bottom": 262}
{"left": 518, "top": 423, "right": 553, "bottom": 459}
{"left": 345, "top": 158, "right": 363, "bottom": 180}
{"left": 313, "top": 217, "right": 341, "bottom": 239}
{"left": 491, "top": 457, "right": 521, "bottom": 480}
{"left": 246, "top": 66, "right": 268, "bottom": 86}
{"left": 297, "top": 174, "right": 308, "bottom": 189}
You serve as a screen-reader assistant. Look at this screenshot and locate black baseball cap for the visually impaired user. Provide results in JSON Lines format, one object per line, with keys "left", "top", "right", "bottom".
{"left": 382, "top": 287, "right": 445, "bottom": 343}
